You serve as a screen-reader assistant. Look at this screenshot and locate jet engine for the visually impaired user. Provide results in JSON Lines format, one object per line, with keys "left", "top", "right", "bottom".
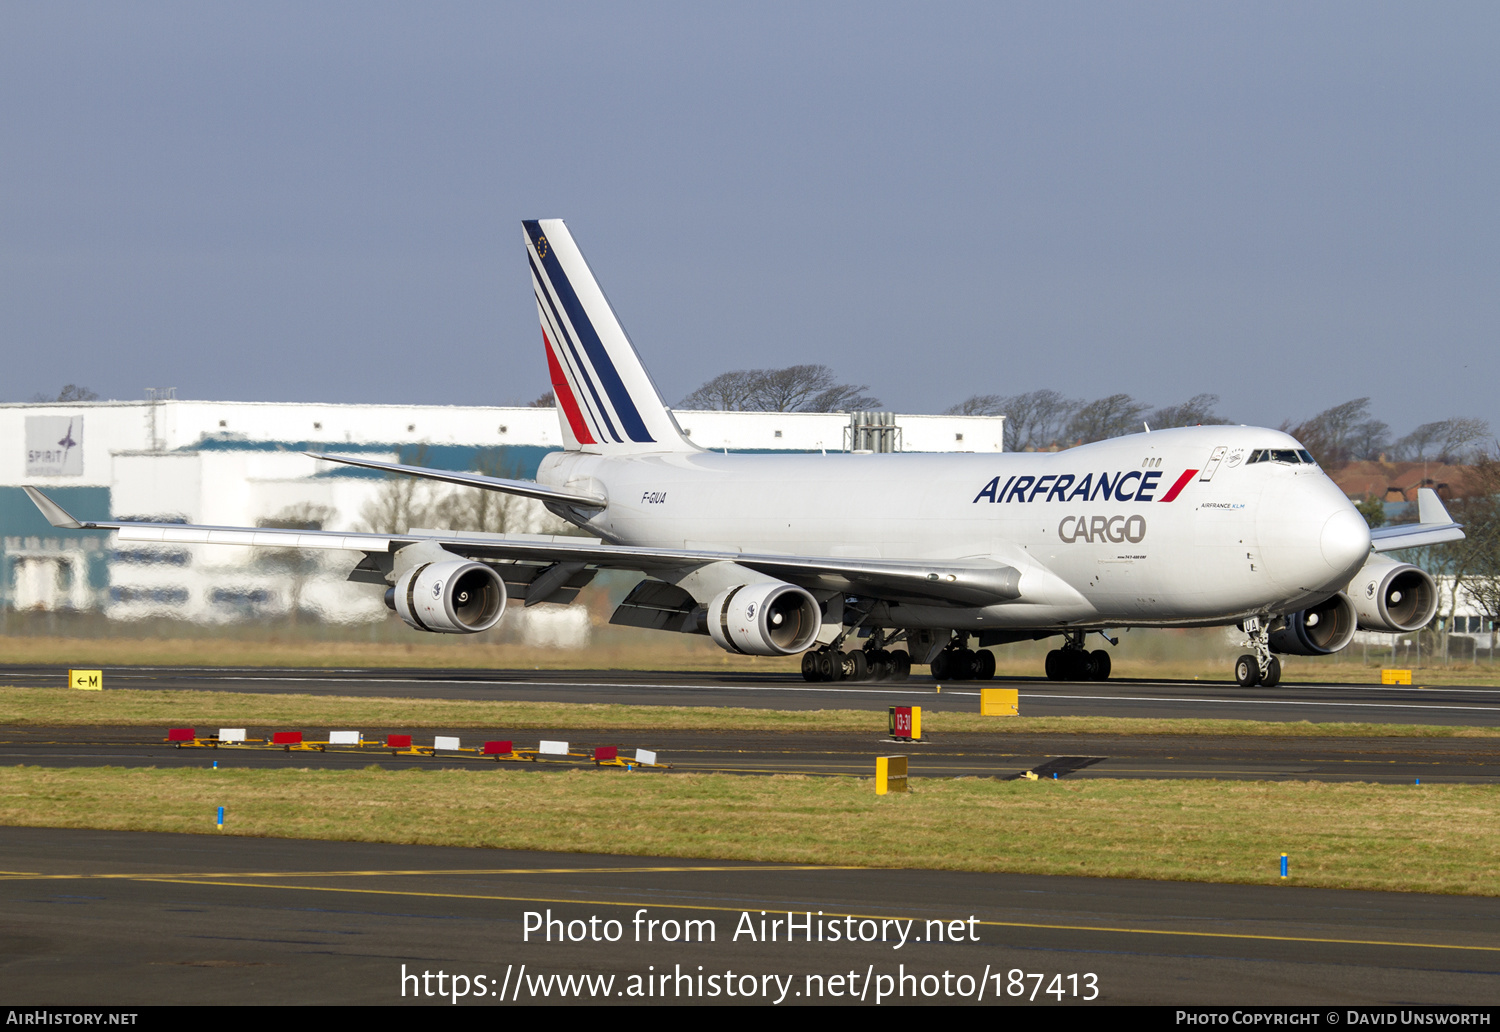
{"left": 1269, "top": 592, "right": 1358, "bottom": 656}
{"left": 707, "top": 581, "right": 821, "bottom": 656}
{"left": 386, "top": 560, "right": 507, "bottom": 634}
{"left": 1346, "top": 555, "right": 1438, "bottom": 633}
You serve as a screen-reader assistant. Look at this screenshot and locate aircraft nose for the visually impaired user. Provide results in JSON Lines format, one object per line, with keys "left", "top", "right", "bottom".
{"left": 1320, "top": 507, "right": 1371, "bottom": 576}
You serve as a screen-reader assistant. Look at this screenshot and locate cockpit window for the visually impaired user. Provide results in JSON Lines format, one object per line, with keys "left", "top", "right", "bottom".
{"left": 1246, "top": 448, "right": 1318, "bottom": 466}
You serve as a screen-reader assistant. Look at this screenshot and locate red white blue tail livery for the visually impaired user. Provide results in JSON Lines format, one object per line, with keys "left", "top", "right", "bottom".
{"left": 525, "top": 219, "right": 694, "bottom": 454}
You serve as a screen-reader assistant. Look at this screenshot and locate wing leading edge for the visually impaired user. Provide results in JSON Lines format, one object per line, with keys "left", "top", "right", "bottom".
{"left": 23, "top": 487, "right": 1021, "bottom": 608}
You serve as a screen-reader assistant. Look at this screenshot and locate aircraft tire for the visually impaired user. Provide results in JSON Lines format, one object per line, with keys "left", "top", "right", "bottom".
{"left": 892, "top": 651, "right": 912, "bottom": 680}
{"left": 868, "top": 649, "right": 891, "bottom": 681}
{"left": 849, "top": 650, "right": 869, "bottom": 681}
{"left": 931, "top": 651, "right": 953, "bottom": 680}
{"left": 1089, "top": 649, "right": 1112, "bottom": 681}
{"left": 1234, "top": 654, "right": 1260, "bottom": 687}
{"left": 1070, "top": 650, "right": 1094, "bottom": 680}
{"left": 802, "top": 652, "right": 820, "bottom": 682}
{"left": 1044, "top": 650, "right": 1064, "bottom": 681}
{"left": 951, "top": 649, "right": 977, "bottom": 680}
{"left": 817, "top": 650, "right": 839, "bottom": 681}
{"left": 1261, "top": 656, "right": 1282, "bottom": 687}
{"left": 975, "top": 649, "right": 996, "bottom": 680}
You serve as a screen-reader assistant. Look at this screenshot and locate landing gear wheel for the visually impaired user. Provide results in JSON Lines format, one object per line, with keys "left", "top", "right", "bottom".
{"left": 1261, "top": 656, "right": 1282, "bottom": 687}
{"left": 1045, "top": 650, "right": 1064, "bottom": 681}
{"left": 931, "top": 651, "right": 952, "bottom": 680}
{"left": 891, "top": 651, "right": 912, "bottom": 681}
{"left": 848, "top": 650, "right": 869, "bottom": 681}
{"left": 1070, "top": 650, "right": 1095, "bottom": 680}
{"left": 801, "top": 652, "right": 820, "bottom": 682}
{"left": 816, "top": 650, "right": 839, "bottom": 682}
{"left": 950, "top": 648, "right": 977, "bottom": 680}
{"left": 1234, "top": 654, "right": 1260, "bottom": 687}
{"left": 974, "top": 649, "right": 996, "bottom": 680}
{"left": 867, "top": 649, "right": 891, "bottom": 681}
{"left": 1089, "top": 649, "right": 1112, "bottom": 681}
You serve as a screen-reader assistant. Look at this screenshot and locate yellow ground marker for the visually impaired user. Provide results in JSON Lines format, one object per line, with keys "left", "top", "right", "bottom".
{"left": 875, "top": 755, "right": 908, "bottom": 794}
{"left": 1382, "top": 669, "right": 1413, "bottom": 685}
{"left": 980, "top": 687, "right": 1019, "bottom": 716}
{"left": 68, "top": 669, "right": 103, "bottom": 690}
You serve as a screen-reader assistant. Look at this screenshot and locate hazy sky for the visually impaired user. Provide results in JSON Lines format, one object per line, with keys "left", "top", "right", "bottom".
{"left": 3, "top": 3, "right": 1496, "bottom": 437}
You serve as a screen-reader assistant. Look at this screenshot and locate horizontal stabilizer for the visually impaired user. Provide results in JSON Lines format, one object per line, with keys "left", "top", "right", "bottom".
{"left": 306, "top": 453, "right": 606, "bottom": 510}
{"left": 23, "top": 486, "right": 84, "bottom": 529}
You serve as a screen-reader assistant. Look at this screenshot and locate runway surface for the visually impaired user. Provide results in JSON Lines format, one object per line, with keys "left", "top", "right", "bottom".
{"left": 3, "top": 827, "right": 1497, "bottom": 1006}
{"left": 4, "top": 663, "right": 1500, "bottom": 727}
{"left": 6, "top": 725, "right": 1500, "bottom": 783}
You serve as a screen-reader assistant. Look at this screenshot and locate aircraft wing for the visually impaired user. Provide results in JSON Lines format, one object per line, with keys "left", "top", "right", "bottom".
{"left": 305, "top": 452, "right": 606, "bottom": 510}
{"left": 1369, "top": 488, "right": 1466, "bottom": 551}
{"left": 23, "top": 487, "right": 1021, "bottom": 607}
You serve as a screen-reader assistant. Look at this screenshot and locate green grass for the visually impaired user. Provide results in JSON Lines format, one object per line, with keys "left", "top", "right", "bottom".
{"left": 2, "top": 765, "right": 1496, "bottom": 896}
{"left": 3, "top": 685, "right": 1498, "bottom": 737}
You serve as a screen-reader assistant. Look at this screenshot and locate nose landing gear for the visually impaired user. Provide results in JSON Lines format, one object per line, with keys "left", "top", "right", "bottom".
{"left": 1233, "top": 617, "right": 1282, "bottom": 687}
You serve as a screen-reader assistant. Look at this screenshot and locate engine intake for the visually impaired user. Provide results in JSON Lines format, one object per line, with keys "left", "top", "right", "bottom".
{"left": 389, "top": 560, "right": 507, "bottom": 634}
{"left": 707, "top": 581, "right": 821, "bottom": 656}
{"left": 1347, "top": 556, "right": 1437, "bottom": 633}
{"left": 1269, "top": 592, "right": 1358, "bottom": 656}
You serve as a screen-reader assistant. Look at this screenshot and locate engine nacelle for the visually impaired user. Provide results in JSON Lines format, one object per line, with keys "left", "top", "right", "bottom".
{"left": 707, "top": 581, "right": 821, "bottom": 656}
{"left": 388, "top": 560, "right": 507, "bottom": 634}
{"left": 1269, "top": 592, "right": 1358, "bottom": 656}
{"left": 1346, "top": 555, "right": 1437, "bottom": 633}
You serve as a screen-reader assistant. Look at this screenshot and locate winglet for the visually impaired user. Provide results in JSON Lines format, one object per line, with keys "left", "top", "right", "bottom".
{"left": 23, "top": 487, "right": 86, "bottom": 529}
{"left": 1416, "top": 487, "right": 1452, "bottom": 526}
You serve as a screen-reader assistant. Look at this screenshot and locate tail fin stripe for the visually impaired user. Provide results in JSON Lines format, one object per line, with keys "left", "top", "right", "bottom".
{"left": 525, "top": 225, "right": 654, "bottom": 443}
{"left": 542, "top": 328, "right": 595, "bottom": 444}
{"left": 529, "top": 251, "right": 630, "bottom": 444}
{"left": 531, "top": 266, "right": 622, "bottom": 443}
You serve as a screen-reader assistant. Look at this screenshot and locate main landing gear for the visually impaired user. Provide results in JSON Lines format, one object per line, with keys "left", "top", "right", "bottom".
{"left": 930, "top": 635, "right": 996, "bottom": 681}
{"left": 1044, "top": 631, "right": 1113, "bottom": 682}
{"left": 1233, "top": 617, "right": 1281, "bottom": 687}
{"left": 801, "top": 628, "right": 913, "bottom": 682}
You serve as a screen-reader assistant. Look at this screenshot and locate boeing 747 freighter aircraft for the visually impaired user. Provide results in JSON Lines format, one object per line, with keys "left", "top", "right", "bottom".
{"left": 26, "top": 220, "right": 1464, "bottom": 686}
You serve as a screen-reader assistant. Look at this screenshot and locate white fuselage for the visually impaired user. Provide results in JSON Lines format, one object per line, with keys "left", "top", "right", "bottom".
{"left": 538, "top": 425, "right": 1372, "bottom": 631}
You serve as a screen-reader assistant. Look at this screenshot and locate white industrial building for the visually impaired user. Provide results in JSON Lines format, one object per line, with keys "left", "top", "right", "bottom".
{"left": 2, "top": 396, "right": 1004, "bottom": 634}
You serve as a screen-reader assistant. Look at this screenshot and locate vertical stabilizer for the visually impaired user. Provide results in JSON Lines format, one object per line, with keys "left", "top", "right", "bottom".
{"left": 524, "top": 219, "right": 695, "bottom": 454}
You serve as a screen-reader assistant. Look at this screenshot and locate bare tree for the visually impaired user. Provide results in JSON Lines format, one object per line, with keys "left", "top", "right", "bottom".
{"left": 949, "top": 389, "right": 1078, "bottom": 451}
{"left": 527, "top": 390, "right": 556, "bottom": 408}
{"left": 31, "top": 384, "right": 99, "bottom": 402}
{"left": 1148, "top": 394, "right": 1228, "bottom": 429}
{"left": 945, "top": 394, "right": 1005, "bottom": 417}
{"left": 1395, "top": 417, "right": 1492, "bottom": 464}
{"left": 358, "top": 447, "right": 436, "bottom": 534}
{"left": 1347, "top": 419, "right": 1392, "bottom": 462}
{"left": 1066, "top": 393, "right": 1150, "bottom": 445}
{"left": 803, "top": 382, "right": 882, "bottom": 413}
{"left": 680, "top": 365, "right": 879, "bottom": 413}
{"left": 1455, "top": 455, "right": 1500, "bottom": 650}
{"left": 680, "top": 370, "right": 761, "bottom": 410}
{"left": 256, "top": 502, "right": 339, "bottom": 623}
{"left": 1283, "top": 398, "right": 1376, "bottom": 468}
